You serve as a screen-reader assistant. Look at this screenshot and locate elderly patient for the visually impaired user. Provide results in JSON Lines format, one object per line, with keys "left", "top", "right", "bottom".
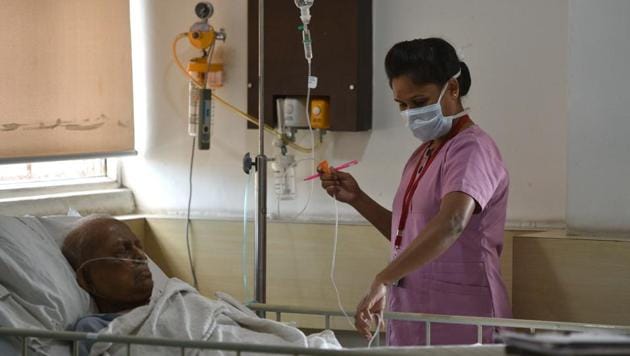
{"left": 63, "top": 216, "right": 341, "bottom": 355}
{"left": 62, "top": 216, "right": 153, "bottom": 354}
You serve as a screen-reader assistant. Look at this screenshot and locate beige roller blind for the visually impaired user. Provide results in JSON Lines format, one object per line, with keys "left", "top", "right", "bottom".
{"left": 0, "top": 0, "right": 134, "bottom": 163}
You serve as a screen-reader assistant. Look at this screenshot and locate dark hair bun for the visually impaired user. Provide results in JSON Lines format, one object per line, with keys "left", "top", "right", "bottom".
{"left": 458, "top": 61, "right": 471, "bottom": 96}
{"left": 384, "top": 37, "right": 472, "bottom": 97}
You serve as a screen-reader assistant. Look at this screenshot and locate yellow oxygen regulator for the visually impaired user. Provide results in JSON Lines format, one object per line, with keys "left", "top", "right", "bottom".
{"left": 187, "top": 2, "right": 226, "bottom": 90}
{"left": 173, "top": 2, "right": 226, "bottom": 150}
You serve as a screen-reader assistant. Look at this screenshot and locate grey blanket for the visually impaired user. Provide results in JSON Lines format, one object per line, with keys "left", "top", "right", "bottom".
{"left": 90, "top": 278, "right": 341, "bottom": 355}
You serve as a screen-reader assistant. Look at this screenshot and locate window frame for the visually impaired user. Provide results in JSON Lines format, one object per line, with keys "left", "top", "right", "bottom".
{"left": 0, "top": 158, "right": 121, "bottom": 200}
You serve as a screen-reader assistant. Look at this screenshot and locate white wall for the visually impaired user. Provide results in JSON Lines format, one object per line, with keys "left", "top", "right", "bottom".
{"left": 567, "top": 1, "right": 630, "bottom": 234}
{"left": 371, "top": 0, "right": 567, "bottom": 226}
{"left": 124, "top": 0, "right": 568, "bottom": 226}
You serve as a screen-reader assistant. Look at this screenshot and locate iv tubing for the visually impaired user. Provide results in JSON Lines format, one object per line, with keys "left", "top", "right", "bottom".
{"left": 290, "top": 60, "right": 316, "bottom": 219}
{"left": 185, "top": 137, "right": 199, "bottom": 290}
{"left": 172, "top": 34, "right": 316, "bottom": 154}
{"left": 368, "top": 312, "right": 383, "bottom": 347}
{"left": 331, "top": 194, "right": 383, "bottom": 345}
{"left": 330, "top": 195, "right": 356, "bottom": 330}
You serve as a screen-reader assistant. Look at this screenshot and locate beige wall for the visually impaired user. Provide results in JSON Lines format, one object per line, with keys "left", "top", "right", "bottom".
{"left": 513, "top": 231, "right": 630, "bottom": 325}
{"left": 129, "top": 217, "right": 533, "bottom": 328}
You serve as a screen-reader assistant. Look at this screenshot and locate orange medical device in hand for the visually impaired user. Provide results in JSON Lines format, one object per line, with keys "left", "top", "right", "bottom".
{"left": 306, "top": 159, "right": 359, "bottom": 181}
{"left": 317, "top": 160, "right": 330, "bottom": 174}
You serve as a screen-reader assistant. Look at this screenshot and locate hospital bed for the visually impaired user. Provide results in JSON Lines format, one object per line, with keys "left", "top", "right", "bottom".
{"left": 2, "top": 215, "right": 630, "bottom": 355}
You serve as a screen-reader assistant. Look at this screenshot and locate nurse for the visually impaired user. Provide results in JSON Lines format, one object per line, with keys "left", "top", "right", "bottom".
{"left": 320, "top": 37, "right": 511, "bottom": 346}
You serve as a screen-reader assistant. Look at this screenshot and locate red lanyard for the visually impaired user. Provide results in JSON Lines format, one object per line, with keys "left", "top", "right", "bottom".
{"left": 394, "top": 116, "right": 472, "bottom": 251}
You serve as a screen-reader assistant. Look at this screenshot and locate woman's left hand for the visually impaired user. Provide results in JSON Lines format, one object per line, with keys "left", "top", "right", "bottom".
{"left": 355, "top": 278, "right": 387, "bottom": 340}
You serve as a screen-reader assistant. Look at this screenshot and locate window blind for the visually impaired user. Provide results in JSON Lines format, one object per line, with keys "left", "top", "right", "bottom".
{"left": 0, "top": 0, "right": 134, "bottom": 163}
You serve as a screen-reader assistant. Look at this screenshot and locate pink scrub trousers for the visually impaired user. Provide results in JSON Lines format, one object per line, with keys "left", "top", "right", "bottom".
{"left": 388, "top": 123, "right": 511, "bottom": 346}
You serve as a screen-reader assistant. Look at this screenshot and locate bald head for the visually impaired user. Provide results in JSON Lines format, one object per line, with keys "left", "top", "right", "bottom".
{"left": 62, "top": 215, "right": 153, "bottom": 312}
{"left": 62, "top": 215, "right": 134, "bottom": 270}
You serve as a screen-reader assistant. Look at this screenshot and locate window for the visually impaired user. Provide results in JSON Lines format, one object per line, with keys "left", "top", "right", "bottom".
{"left": 0, "top": 157, "right": 131, "bottom": 217}
{"left": 0, "top": 158, "right": 118, "bottom": 191}
{"left": 0, "top": 159, "right": 110, "bottom": 187}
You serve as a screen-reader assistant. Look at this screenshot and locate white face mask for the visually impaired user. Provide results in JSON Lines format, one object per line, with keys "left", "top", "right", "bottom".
{"left": 400, "top": 71, "right": 468, "bottom": 142}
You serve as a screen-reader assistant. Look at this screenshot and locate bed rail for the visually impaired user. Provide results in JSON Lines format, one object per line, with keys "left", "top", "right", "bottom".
{"left": 2, "top": 305, "right": 630, "bottom": 355}
{"left": 0, "top": 327, "right": 386, "bottom": 356}
{"left": 248, "top": 303, "right": 630, "bottom": 346}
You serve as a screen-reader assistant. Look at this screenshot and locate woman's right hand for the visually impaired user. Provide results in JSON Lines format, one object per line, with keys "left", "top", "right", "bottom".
{"left": 319, "top": 168, "right": 362, "bottom": 204}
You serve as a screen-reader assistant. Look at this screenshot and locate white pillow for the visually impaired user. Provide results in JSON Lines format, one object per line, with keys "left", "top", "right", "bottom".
{"left": 0, "top": 216, "right": 93, "bottom": 331}
{"left": 1, "top": 215, "right": 96, "bottom": 356}
{"left": 33, "top": 215, "right": 83, "bottom": 247}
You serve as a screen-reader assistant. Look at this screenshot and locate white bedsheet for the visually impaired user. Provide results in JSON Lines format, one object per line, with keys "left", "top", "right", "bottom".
{"left": 90, "top": 278, "right": 342, "bottom": 355}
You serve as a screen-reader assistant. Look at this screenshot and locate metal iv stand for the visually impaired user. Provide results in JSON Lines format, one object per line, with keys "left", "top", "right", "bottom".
{"left": 243, "top": 0, "right": 267, "bottom": 316}
{"left": 254, "top": 0, "right": 268, "bottom": 314}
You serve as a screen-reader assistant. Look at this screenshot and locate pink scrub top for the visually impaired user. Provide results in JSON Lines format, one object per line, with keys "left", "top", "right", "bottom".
{"left": 388, "top": 122, "right": 511, "bottom": 346}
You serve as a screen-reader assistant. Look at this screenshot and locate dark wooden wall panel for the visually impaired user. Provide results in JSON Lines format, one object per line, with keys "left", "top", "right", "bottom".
{"left": 247, "top": 0, "right": 372, "bottom": 131}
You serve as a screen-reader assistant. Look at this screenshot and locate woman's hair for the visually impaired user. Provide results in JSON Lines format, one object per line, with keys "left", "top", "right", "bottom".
{"left": 384, "top": 37, "right": 471, "bottom": 96}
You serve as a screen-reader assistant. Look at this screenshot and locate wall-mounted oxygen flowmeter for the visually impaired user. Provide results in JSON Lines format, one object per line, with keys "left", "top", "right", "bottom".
{"left": 276, "top": 97, "right": 329, "bottom": 133}
{"left": 188, "top": 2, "right": 226, "bottom": 150}
{"left": 174, "top": 2, "right": 226, "bottom": 150}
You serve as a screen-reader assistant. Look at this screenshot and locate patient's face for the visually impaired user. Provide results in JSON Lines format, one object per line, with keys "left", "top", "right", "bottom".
{"left": 79, "top": 220, "right": 153, "bottom": 308}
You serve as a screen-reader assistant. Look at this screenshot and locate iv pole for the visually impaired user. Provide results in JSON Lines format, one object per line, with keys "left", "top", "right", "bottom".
{"left": 254, "top": 0, "right": 267, "bottom": 310}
